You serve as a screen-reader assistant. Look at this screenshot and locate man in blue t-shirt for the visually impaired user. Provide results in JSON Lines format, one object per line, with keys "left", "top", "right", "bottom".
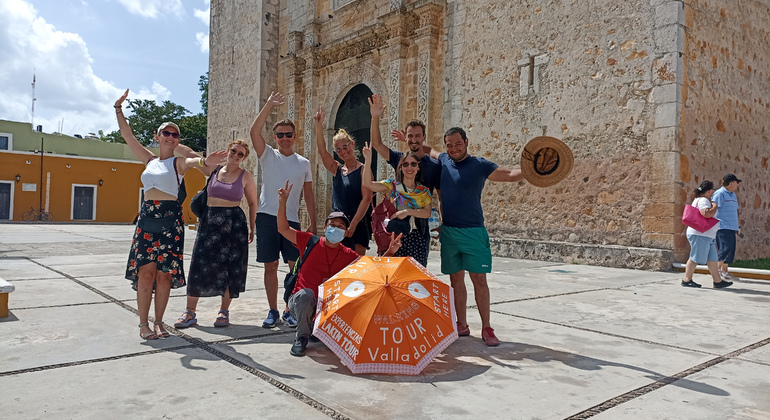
{"left": 426, "top": 127, "right": 527, "bottom": 347}
{"left": 712, "top": 173, "right": 742, "bottom": 281}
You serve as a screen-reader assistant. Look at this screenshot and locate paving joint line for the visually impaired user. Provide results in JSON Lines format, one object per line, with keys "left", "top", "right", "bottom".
{"left": 0, "top": 345, "right": 195, "bottom": 377}
{"left": 564, "top": 336, "right": 770, "bottom": 419}
{"left": 26, "top": 257, "right": 350, "bottom": 420}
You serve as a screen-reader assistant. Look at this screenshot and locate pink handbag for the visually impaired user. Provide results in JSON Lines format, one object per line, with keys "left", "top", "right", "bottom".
{"left": 682, "top": 204, "right": 719, "bottom": 232}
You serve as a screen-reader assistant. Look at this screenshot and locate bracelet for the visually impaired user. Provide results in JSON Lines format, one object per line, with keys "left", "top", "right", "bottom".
{"left": 113, "top": 105, "right": 122, "bottom": 109}
{"left": 116, "top": 109, "right": 123, "bottom": 114}
{"left": 197, "top": 157, "right": 205, "bottom": 167}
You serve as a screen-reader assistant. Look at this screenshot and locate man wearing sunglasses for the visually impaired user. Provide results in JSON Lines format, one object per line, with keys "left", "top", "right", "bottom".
{"left": 250, "top": 91, "right": 317, "bottom": 329}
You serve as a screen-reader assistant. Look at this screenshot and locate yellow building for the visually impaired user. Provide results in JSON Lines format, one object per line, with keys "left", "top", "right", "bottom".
{"left": 0, "top": 120, "right": 204, "bottom": 223}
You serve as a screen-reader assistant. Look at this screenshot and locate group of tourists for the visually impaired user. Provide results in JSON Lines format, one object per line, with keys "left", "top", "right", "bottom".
{"left": 116, "top": 87, "right": 526, "bottom": 352}
{"left": 681, "top": 174, "right": 742, "bottom": 289}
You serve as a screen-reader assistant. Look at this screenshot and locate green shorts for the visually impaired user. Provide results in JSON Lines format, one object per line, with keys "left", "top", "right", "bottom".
{"left": 439, "top": 226, "right": 492, "bottom": 274}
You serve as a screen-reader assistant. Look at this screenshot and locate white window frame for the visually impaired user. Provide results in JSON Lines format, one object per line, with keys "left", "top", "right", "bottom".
{"left": 332, "top": 0, "right": 355, "bottom": 9}
{"left": 71, "top": 184, "right": 97, "bottom": 221}
{"left": 0, "top": 180, "right": 14, "bottom": 220}
{"left": 0, "top": 132, "right": 12, "bottom": 150}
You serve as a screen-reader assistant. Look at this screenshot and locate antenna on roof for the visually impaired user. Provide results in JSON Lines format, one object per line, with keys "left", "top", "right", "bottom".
{"left": 31, "top": 71, "right": 37, "bottom": 128}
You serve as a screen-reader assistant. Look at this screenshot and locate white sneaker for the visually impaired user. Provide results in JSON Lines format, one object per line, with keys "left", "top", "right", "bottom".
{"left": 721, "top": 272, "right": 738, "bottom": 281}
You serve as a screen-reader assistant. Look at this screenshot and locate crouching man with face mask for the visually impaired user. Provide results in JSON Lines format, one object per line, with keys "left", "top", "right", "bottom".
{"left": 276, "top": 181, "right": 402, "bottom": 356}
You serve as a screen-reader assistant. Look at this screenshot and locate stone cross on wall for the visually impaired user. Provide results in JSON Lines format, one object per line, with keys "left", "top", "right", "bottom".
{"left": 518, "top": 50, "right": 549, "bottom": 96}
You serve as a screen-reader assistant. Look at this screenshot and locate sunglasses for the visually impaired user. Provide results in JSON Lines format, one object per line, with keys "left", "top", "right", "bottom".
{"left": 401, "top": 162, "right": 419, "bottom": 168}
{"left": 229, "top": 149, "right": 246, "bottom": 158}
{"left": 160, "top": 130, "right": 180, "bottom": 139}
{"left": 334, "top": 143, "right": 351, "bottom": 153}
{"left": 274, "top": 132, "right": 294, "bottom": 139}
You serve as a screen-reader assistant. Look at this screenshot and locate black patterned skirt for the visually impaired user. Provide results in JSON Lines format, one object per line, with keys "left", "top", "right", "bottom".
{"left": 394, "top": 224, "right": 430, "bottom": 267}
{"left": 187, "top": 206, "right": 249, "bottom": 298}
{"left": 126, "top": 200, "right": 186, "bottom": 290}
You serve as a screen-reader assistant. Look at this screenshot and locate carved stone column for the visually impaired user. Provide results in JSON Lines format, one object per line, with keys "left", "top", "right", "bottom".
{"left": 413, "top": 1, "right": 444, "bottom": 147}
{"left": 383, "top": 12, "right": 409, "bottom": 180}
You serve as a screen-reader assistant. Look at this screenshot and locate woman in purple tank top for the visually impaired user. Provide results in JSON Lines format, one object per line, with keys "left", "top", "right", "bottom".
{"left": 174, "top": 140, "right": 258, "bottom": 329}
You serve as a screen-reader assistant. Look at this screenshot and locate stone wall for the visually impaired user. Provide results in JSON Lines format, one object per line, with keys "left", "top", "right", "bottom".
{"left": 208, "top": 0, "right": 768, "bottom": 268}
{"left": 680, "top": 0, "right": 770, "bottom": 260}
{"left": 446, "top": 1, "right": 663, "bottom": 250}
{"left": 209, "top": 0, "right": 280, "bottom": 179}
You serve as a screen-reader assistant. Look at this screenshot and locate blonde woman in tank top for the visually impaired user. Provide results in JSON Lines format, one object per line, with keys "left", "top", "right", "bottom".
{"left": 174, "top": 140, "right": 258, "bottom": 329}
{"left": 115, "top": 89, "right": 227, "bottom": 340}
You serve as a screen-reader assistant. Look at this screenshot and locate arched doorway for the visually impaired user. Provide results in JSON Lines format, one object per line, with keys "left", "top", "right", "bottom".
{"left": 333, "top": 84, "right": 377, "bottom": 171}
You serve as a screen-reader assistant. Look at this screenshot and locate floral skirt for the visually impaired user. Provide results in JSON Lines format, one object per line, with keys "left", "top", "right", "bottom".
{"left": 187, "top": 206, "right": 249, "bottom": 298}
{"left": 126, "top": 200, "right": 186, "bottom": 290}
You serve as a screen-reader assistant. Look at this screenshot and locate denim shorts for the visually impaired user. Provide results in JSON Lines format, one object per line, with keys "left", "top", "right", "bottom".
{"left": 715, "top": 229, "right": 737, "bottom": 263}
{"left": 687, "top": 234, "right": 718, "bottom": 265}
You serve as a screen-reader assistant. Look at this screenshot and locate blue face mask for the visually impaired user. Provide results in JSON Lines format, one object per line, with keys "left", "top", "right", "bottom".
{"left": 325, "top": 226, "right": 345, "bottom": 244}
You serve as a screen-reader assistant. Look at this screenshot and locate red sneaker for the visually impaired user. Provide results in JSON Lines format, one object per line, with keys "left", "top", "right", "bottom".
{"left": 456, "top": 322, "right": 470, "bottom": 336}
{"left": 481, "top": 327, "right": 499, "bottom": 346}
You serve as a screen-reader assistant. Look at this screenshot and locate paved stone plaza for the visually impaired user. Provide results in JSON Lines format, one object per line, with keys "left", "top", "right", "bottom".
{"left": 1, "top": 224, "right": 768, "bottom": 419}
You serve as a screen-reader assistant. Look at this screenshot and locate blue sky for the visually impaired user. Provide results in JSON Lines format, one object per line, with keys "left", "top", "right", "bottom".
{"left": 0, "top": 0, "right": 210, "bottom": 137}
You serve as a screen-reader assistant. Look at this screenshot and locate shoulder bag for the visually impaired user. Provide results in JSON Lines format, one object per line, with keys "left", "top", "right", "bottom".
{"left": 190, "top": 165, "right": 221, "bottom": 218}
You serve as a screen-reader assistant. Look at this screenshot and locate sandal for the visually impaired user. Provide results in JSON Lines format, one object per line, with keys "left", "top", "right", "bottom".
{"left": 174, "top": 310, "right": 197, "bottom": 328}
{"left": 139, "top": 322, "right": 158, "bottom": 340}
{"left": 214, "top": 309, "right": 230, "bottom": 327}
{"left": 154, "top": 321, "right": 170, "bottom": 338}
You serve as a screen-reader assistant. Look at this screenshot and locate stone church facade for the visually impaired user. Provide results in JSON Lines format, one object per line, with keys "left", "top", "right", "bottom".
{"left": 207, "top": 0, "right": 769, "bottom": 270}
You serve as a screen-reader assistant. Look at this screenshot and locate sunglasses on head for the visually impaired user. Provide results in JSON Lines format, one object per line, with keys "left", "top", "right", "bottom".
{"left": 334, "top": 143, "right": 351, "bottom": 153}
{"left": 274, "top": 132, "right": 294, "bottom": 139}
{"left": 229, "top": 149, "right": 246, "bottom": 158}
{"left": 401, "top": 162, "right": 419, "bottom": 168}
{"left": 160, "top": 130, "right": 180, "bottom": 139}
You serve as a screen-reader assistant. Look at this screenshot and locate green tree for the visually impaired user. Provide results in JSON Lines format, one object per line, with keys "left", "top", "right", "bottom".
{"left": 99, "top": 129, "right": 124, "bottom": 144}
{"left": 199, "top": 72, "right": 209, "bottom": 116}
{"left": 178, "top": 113, "right": 207, "bottom": 151}
{"left": 125, "top": 99, "right": 190, "bottom": 145}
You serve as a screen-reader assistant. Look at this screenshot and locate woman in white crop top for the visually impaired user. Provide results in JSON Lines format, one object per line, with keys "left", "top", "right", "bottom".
{"left": 115, "top": 89, "right": 228, "bottom": 340}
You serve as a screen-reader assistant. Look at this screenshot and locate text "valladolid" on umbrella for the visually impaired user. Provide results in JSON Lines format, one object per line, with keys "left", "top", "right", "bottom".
{"left": 313, "top": 256, "right": 458, "bottom": 375}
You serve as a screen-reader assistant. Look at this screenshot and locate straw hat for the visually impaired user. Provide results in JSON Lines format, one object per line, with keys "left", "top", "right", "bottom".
{"left": 520, "top": 136, "right": 574, "bottom": 188}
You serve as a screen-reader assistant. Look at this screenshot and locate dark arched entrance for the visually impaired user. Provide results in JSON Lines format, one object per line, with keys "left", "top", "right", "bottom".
{"left": 334, "top": 84, "right": 376, "bottom": 170}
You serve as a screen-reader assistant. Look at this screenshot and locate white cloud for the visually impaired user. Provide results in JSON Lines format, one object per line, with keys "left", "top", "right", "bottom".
{"left": 195, "top": 32, "right": 209, "bottom": 53}
{"left": 116, "top": 0, "right": 184, "bottom": 19}
{"left": 194, "top": 1, "right": 210, "bottom": 53}
{"left": 134, "top": 82, "right": 172, "bottom": 103}
{"left": 0, "top": 0, "right": 127, "bottom": 136}
{"left": 193, "top": 1, "right": 209, "bottom": 26}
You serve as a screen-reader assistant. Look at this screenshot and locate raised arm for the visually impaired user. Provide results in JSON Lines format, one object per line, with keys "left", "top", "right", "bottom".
{"left": 314, "top": 108, "right": 339, "bottom": 174}
{"left": 277, "top": 180, "right": 298, "bottom": 245}
{"left": 302, "top": 181, "right": 318, "bottom": 234}
{"left": 368, "top": 94, "right": 391, "bottom": 161}
{"left": 114, "top": 89, "right": 154, "bottom": 164}
{"left": 488, "top": 167, "right": 525, "bottom": 183}
{"left": 421, "top": 142, "right": 441, "bottom": 160}
{"left": 176, "top": 150, "right": 228, "bottom": 176}
{"left": 243, "top": 170, "right": 258, "bottom": 244}
{"left": 250, "top": 91, "right": 284, "bottom": 158}
{"left": 361, "top": 142, "right": 389, "bottom": 194}
{"left": 175, "top": 143, "right": 201, "bottom": 159}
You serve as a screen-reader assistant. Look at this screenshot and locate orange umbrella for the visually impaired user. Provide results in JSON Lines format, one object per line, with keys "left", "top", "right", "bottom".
{"left": 312, "top": 256, "right": 457, "bottom": 375}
